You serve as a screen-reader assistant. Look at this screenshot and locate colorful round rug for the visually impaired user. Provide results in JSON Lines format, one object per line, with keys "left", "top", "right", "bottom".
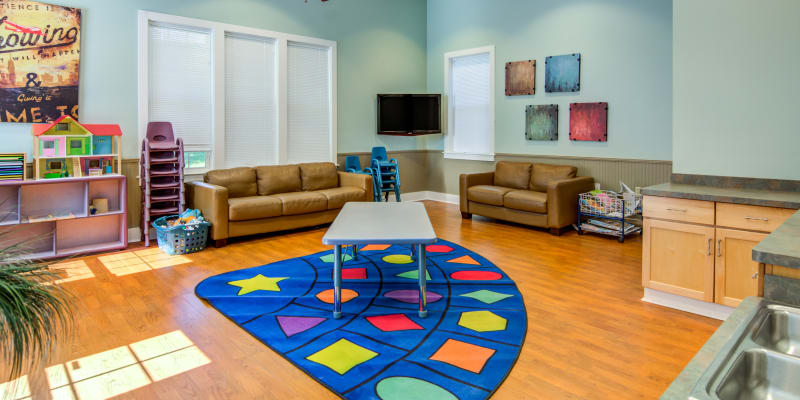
{"left": 195, "top": 239, "right": 526, "bottom": 399}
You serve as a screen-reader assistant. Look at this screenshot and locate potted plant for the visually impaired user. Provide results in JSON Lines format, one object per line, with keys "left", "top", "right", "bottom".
{"left": 0, "top": 230, "right": 74, "bottom": 382}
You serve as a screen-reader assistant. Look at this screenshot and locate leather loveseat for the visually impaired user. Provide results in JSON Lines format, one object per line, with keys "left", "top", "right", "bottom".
{"left": 187, "top": 162, "right": 372, "bottom": 246}
{"left": 459, "top": 161, "right": 594, "bottom": 235}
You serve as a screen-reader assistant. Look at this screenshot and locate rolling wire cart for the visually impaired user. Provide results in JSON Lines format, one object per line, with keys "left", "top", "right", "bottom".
{"left": 575, "top": 190, "right": 642, "bottom": 242}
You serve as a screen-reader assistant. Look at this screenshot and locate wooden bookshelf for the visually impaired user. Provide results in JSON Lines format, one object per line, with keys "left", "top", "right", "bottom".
{"left": 0, "top": 175, "right": 127, "bottom": 259}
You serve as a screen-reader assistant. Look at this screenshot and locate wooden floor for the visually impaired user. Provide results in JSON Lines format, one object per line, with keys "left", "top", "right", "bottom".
{"left": 11, "top": 201, "right": 719, "bottom": 399}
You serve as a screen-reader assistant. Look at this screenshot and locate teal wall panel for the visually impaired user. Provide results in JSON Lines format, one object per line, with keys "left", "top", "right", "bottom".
{"left": 423, "top": 0, "right": 673, "bottom": 161}
{"left": 673, "top": 0, "right": 800, "bottom": 180}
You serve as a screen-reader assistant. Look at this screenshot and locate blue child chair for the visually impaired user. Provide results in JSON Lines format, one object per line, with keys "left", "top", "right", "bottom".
{"left": 345, "top": 155, "right": 380, "bottom": 201}
{"left": 370, "top": 147, "right": 401, "bottom": 202}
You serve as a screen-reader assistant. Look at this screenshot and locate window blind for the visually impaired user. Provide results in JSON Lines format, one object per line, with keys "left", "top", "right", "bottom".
{"left": 224, "top": 34, "right": 278, "bottom": 168}
{"left": 450, "top": 52, "right": 492, "bottom": 155}
{"left": 148, "top": 23, "right": 213, "bottom": 149}
{"left": 287, "top": 42, "right": 332, "bottom": 164}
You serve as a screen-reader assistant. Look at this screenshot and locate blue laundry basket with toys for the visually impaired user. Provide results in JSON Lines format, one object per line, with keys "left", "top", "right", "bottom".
{"left": 152, "top": 214, "right": 210, "bottom": 255}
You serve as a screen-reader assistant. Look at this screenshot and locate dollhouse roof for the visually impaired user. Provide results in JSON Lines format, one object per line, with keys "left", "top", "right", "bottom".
{"left": 32, "top": 115, "right": 123, "bottom": 137}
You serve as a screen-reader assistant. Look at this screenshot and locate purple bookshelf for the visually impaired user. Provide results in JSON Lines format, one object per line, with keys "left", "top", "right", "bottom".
{"left": 0, "top": 175, "right": 128, "bottom": 259}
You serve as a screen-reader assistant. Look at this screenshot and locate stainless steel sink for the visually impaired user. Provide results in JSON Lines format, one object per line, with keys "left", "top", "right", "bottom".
{"left": 752, "top": 305, "right": 800, "bottom": 357}
{"left": 716, "top": 349, "right": 800, "bottom": 400}
{"left": 690, "top": 301, "right": 800, "bottom": 400}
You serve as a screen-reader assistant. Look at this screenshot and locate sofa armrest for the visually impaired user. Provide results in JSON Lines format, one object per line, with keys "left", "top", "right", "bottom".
{"left": 186, "top": 181, "right": 229, "bottom": 240}
{"left": 338, "top": 171, "right": 373, "bottom": 202}
{"left": 459, "top": 172, "right": 494, "bottom": 213}
{"left": 546, "top": 176, "right": 595, "bottom": 228}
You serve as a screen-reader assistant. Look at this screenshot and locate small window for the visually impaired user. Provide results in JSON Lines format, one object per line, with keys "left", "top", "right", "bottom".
{"left": 444, "top": 46, "right": 495, "bottom": 161}
{"left": 185, "top": 151, "right": 208, "bottom": 169}
{"left": 56, "top": 123, "right": 69, "bottom": 131}
{"left": 70, "top": 140, "right": 82, "bottom": 149}
{"left": 88, "top": 159, "right": 101, "bottom": 168}
{"left": 49, "top": 161, "right": 63, "bottom": 170}
{"left": 43, "top": 141, "right": 55, "bottom": 149}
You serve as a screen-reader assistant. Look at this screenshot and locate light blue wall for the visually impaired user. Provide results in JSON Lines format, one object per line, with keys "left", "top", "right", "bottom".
{"left": 423, "top": 0, "right": 673, "bottom": 161}
{"left": 0, "top": 0, "right": 428, "bottom": 158}
{"left": 673, "top": 0, "right": 800, "bottom": 180}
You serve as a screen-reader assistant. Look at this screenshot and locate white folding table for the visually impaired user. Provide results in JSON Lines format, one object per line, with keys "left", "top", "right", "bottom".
{"left": 321, "top": 202, "right": 437, "bottom": 319}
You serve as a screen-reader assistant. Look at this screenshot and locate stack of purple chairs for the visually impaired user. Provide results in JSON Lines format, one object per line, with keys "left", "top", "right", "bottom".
{"left": 140, "top": 122, "right": 185, "bottom": 246}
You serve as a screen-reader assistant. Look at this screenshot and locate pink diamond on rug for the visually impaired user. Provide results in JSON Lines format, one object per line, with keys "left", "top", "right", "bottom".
{"left": 277, "top": 316, "right": 325, "bottom": 337}
{"left": 366, "top": 314, "right": 423, "bottom": 332}
{"left": 331, "top": 268, "right": 367, "bottom": 280}
{"left": 384, "top": 289, "right": 443, "bottom": 304}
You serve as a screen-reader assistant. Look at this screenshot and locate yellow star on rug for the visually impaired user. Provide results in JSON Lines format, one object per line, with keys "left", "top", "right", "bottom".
{"left": 227, "top": 274, "right": 289, "bottom": 295}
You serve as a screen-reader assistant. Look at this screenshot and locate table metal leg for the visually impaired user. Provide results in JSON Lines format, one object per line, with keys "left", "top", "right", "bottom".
{"left": 333, "top": 244, "right": 342, "bottom": 319}
{"left": 417, "top": 243, "right": 427, "bottom": 318}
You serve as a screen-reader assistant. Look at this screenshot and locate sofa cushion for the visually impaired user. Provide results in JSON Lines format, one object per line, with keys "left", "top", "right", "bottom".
{"left": 494, "top": 161, "right": 532, "bottom": 190}
{"left": 503, "top": 190, "right": 547, "bottom": 214}
{"left": 315, "top": 187, "right": 366, "bottom": 209}
{"left": 255, "top": 165, "right": 301, "bottom": 195}
{"left": 531, "top": 164, "right": 578, "bottom": 192}
{"left": 228, "top": 196, "right": 282, "bottom": 221}
{"left": 467, "top": 185, "right": 514, "bottom": 206}
{"left": 205, "top": 167, "right": 257, "bottom": 198}
{"left": 271, "top": 192, "right": 328, "bottom": 215}
{"left": 300, "top": 162, "right": 339, "bottom": 191}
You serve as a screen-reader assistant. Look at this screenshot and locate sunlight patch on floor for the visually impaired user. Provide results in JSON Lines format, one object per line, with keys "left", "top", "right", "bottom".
{"left": 41, "top": 330, "right": 210, "bottom": 399}
{"left": 50, "top": 260, "right": 95, "bottom": 284}
{"left": 0, "top": 375, "right": 31, "bottom": 400}
{"left": 97, "top": 248, "right": 191, "bottom": 276}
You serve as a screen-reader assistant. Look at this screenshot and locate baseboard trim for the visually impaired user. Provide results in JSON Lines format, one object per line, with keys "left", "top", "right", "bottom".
{"left": 642, "top": 288, "right": 733, "bottom": 321}
{"left": 128, "top": 227, "right": 142, "bottom": 243}
{"left": 399, "top": 191, "right": 459, "bottom": 205}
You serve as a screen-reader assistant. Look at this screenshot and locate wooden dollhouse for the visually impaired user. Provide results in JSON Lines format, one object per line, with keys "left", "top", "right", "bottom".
{"left": 32, "top": 116, "right": 123, "bottom": 179}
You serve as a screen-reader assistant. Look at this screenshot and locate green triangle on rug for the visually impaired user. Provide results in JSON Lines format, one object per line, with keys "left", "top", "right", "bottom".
{"left": 460, "top": 289, "right": 513, "bottom": 304}
{"left": 396, "top": 270, "right": 431, "bottom": 280}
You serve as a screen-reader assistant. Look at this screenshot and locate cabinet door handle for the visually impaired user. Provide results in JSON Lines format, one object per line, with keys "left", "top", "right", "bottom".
{"left": 752, "top": 272, "right": 759, "bottom": 279}
{"left": 745, "top": 216, "right": 769, "bottom": 221}
{"left": 707, "top": 238, "right": 712, "bottom": 256}
{"left": 717, "top": 239, "right": 722, "bottom": 257}
{"left": 666, "top": 208, "right": 688, "bottom": 212}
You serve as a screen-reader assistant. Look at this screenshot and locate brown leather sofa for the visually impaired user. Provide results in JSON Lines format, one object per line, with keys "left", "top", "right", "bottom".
{"left": 459, "top": 161, "right": 594, "bottom": 235}
{"left": 187, "top": 162, "right": 372, "bottom": 246}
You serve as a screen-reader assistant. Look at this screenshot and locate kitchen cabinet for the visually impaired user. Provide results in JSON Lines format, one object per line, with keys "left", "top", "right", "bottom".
{"left": 643, "top": 196, "right": 790, "bottom": 309}
{"left": 714, "top": 228, "right": 767, "bottom": 307}
{"left": 643, "top": 218, "right": 715, "bottom": 301}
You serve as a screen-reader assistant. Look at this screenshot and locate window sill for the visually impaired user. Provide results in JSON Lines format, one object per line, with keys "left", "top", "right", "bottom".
{"left": 443, "top": 152, "right": 495, "bottom": 162}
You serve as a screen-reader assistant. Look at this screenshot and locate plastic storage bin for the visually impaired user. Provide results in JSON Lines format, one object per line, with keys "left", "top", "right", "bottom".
{"left": 152, "top": 215, "right": 210, "bottom": 255}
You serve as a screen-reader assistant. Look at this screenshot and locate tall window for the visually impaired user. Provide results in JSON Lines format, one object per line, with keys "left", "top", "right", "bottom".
{"left": 138, "top": 11, "right": 337, "bottom": 173}
{"left": 225, "top": 34, "right": 278, "bottom": 168}
{"left": 444, "top": 46, "right": 495, "bottom": 161}
{"left": 147, "top": 24, "right": 212, "bottom": 168}
{"left": 287, "top": 43, "right": 332, "bottom": 164}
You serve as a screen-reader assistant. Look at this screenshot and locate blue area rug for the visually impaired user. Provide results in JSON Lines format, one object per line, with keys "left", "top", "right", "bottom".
{"left": 195, "top": 240, "right": 526, "bottom": 399}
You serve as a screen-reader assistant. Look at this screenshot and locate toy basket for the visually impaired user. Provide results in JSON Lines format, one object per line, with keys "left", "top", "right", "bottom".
{"left": 579, "top": 190, "right": 642, "bottom": 218}
{"left": 152, "top": 215, "right": 210, "bottom": 255}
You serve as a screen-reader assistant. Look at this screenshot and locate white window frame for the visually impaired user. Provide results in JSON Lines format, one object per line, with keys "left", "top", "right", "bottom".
{"left": 137, "top": 11, "right": 337, "bottom": 175}
{"left": 443, "top": 45, "right": 495, "bottom": 162}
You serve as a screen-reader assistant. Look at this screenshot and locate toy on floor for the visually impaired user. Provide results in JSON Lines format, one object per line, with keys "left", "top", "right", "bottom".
{"left": 167, "top": 209, "right": 206, "bottom": 229}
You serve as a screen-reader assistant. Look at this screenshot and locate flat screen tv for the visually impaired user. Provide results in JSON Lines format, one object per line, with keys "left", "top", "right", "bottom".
{"left": 377, "top": 94, "right": 441, "bottom": 135}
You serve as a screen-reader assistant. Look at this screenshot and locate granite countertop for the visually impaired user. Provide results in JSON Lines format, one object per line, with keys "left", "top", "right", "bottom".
{"left": 642, "top": 183, "right": 800, "bottom": 269}
{"left": 753, "top": 211, "right": 800, "bottom": 268}
{"left": 641, "top": 183, "right": 800, "bottom": 209}
{"left": 660, "top": 297, "right": 761, "bottom": 399}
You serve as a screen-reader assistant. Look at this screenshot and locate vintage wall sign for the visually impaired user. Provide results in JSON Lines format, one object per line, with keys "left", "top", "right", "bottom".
{"left": 0, "top": 0, "right": 81, "bottom": 123}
